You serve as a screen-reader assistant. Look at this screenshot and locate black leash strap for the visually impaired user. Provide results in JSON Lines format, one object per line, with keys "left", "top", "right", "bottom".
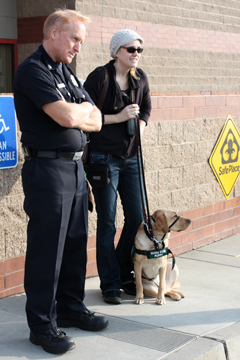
{"left": 135, "top": 116, "right": 154, "bottom": 238}
{"left": 134, "top": 116, "right": 176, "bottom": 268}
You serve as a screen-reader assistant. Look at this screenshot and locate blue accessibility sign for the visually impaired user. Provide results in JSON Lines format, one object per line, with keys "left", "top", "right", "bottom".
{"left": 0, "top": 95, "right": 18, "bottom": 169}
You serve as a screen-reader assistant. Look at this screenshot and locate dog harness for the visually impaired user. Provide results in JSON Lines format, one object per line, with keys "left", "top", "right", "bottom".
{"left": 133, "top": 244, "right": 176, "bottom": 269}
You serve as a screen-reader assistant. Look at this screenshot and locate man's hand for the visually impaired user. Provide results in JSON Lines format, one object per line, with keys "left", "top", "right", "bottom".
{"left": 42, "top": 100, "right": 102, "bottom": 132}
{"left": 81, "top": 104, "right": 102, "bottom": 132}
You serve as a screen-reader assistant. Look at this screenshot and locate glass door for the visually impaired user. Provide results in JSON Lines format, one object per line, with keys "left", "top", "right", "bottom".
{"left": 0, "top": 41, "right": 17, "bottom": 93}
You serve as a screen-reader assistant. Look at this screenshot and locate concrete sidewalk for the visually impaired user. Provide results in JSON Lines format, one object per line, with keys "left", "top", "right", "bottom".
{"left": 0, "top": 234, "right": 240, "bottom": 359}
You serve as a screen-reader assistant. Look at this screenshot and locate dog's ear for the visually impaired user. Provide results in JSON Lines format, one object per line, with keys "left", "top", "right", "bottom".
{"left": 155, "top": 214, "right": 169, "bottom": 234}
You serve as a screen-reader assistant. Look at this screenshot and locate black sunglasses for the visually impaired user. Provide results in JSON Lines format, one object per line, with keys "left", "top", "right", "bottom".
{"left": 122, "top": 46, "right": 144, "bottom": 54}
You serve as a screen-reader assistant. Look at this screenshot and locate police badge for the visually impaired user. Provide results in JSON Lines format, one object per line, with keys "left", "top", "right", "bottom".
{"left": 70, "top": 74, "right": 79, "bottom": 87}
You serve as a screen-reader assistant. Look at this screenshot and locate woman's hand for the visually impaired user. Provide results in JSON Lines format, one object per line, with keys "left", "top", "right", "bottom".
{"left": 104, "top": 104, "right": 140, "bottom": 125}
{"left": 116, "top": 104, "right": 140, "bottom": 123}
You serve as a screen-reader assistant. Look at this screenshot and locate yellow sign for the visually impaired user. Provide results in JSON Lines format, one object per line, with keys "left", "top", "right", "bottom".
{"left": 209, "top": 115, "right": 240, "bottom": 199}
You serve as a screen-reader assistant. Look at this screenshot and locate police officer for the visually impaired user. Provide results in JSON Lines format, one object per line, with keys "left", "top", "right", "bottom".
{"left": 13, "top": 9, "right": 108, "bottom": 355}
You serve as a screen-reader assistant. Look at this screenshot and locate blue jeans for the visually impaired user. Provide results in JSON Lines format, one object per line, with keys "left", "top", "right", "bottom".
{"left": 89, "top": 151, "right": 143, "bottom": 292}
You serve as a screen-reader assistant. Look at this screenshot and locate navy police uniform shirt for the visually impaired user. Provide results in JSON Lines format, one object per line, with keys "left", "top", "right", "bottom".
{"left": 13, "top": 44, "right": 94, "bottom": 151}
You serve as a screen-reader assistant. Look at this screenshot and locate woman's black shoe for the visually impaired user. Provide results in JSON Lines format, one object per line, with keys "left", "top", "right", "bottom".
{"left": 103, "top": 289, "right": 122, "bottom": 304}
{"left": 29, "top": 327, "right": 75, "bottom": 354}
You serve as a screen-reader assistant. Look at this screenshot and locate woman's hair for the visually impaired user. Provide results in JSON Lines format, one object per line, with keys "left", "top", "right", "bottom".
{"left": 43, "top": 8, "right": 91, "bottom": 39}
{"left": 130, "top": 68, "right": 139, "bottom": 79}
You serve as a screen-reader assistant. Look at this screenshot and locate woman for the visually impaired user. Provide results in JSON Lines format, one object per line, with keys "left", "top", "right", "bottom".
{"left": 84, "top": 29, "right": 151, "bottom": 304}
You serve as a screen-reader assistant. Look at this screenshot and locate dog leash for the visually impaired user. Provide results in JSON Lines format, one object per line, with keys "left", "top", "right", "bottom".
{"left": 135, "top": 116, "right": 164, "bottom": 251}
{"left": 134, "top": 116, "right": 176, "bottom": 269}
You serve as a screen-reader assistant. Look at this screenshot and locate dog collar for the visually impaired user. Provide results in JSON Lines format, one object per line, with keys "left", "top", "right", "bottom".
{"left": 144, "top": 223, "right": 165, "bottom": 250}
{"left": 144, "top": 215, "right": 181, "bottom": 250}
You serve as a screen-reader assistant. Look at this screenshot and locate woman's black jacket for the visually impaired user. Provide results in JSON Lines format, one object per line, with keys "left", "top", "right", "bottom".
{"left": 84, "top": 60, "right": 152, "bottom": 158}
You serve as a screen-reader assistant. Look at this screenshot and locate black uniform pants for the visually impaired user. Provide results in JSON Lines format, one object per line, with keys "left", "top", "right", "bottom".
{"left": 22, "top": 157, "right": 88, "bottom": 333}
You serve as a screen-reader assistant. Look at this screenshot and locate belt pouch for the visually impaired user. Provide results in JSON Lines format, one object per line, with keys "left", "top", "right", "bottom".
{"left": 85, "top": 164, "right": 110, "bottom": 187}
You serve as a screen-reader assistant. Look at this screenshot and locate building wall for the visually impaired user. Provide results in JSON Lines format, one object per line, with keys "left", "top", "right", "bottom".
{"left": 0, "top": 0, "right": 17, "bottom": 39}
{"left": 1, "top": 0, "right": 240, "bottom": 297}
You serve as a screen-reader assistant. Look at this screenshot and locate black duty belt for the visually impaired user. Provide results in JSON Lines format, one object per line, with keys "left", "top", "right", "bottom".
{"left": 36, "top": 150, "right": 83, "bottom": 161}
{"left": 22, "top": 146, "right": 83, "bottom": 161}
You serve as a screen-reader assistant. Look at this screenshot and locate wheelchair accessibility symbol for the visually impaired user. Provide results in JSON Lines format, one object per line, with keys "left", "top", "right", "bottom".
{"left": 0, "top": 95, "right": 18, "bottom": 169}
{"left": 0, "top": 115, "right": 10, "bottom": 133}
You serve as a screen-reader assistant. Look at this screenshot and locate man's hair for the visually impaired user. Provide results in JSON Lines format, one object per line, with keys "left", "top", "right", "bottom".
{"left": 43, "top": 8, "right": 91, "bottom": 39}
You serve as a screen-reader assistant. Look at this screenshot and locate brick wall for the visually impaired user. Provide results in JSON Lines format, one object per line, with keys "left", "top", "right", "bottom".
{"left": 1, "top": 0, "right": 240, "bottom": 297}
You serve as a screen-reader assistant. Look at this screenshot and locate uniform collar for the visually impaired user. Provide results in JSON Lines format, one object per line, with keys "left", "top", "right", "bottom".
{"left": 39, "top": 44, "right": 63, "bottom": 72}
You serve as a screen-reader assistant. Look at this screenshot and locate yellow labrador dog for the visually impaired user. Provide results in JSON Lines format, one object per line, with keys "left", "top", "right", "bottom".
{"left": 133, "top": 209, "right": 191, "bottom": 305}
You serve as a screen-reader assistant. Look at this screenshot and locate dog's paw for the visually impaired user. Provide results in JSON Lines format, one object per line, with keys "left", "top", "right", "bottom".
{"left": 172, "top": 293, "right": 182, "bottom": 301}
{"left": 173, "top": 291, "right": 185, "bottom": 300}
{"left": 134, "top": 297, "right": 144, "bottom": 305}
{"left": 155, "top": 298, "right": 166, "bottom": 305}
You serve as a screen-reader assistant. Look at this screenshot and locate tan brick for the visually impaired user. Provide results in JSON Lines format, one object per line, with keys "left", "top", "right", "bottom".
{"left": 180, "top": 207, "right": 204, "bottom": 220}
{"left": 0, "top": 285, "right": 25, "bottom": 299}
{"left": 157, "top": 96, "right": 183, "bottom": 109}
{"left": 5, "top": 270, "right": 24, "bottom": 289}
{"left": 0, "top": 276, "right": 4, "bottom": 291}
{"left": 141, "top": 122, "right": 159, "bottom": 147}
{"left": 183, "top": 119, "right": 206, "bottom": 142}
{"left": 149, "top": 108, "right": 171, "bottom": 122}
{"left": 3, "top": 164, "right": 23, "bottom": 196}
{"left": 195, "top": 141, "right": 215, "bottom": 164}
{"left": 4, "top": 255, "right": 25, "bottom": 274}
{"left": 225, "top": 197, "right": 240, "bottom": 209}
{"left": 0, "top": 172, "right": 3, "bottom": 196}
{"left": 145, "top": 171, "right": 159, "bottom": 194}
{"left": 204, "top": 204, "right": 214, "bottom": 215}
{"left": 182, "top": 96, "right": 206, "bottom": 108}
{"left": 193, "top": 214, "right": 214, "bottom": 230}
{"left": 148, "top": 191, "right": 172, "bottom": 211}
{"left": 0, "top": 261, "right": 4, "bottom": 276}
{"left": 158, "top": 167, "right": 182, "bottom": 194}
{"left": 144, "top": 146, "right": 172, "bottom": 171}
{"left": 206, "top": 95, "right": 226, "bottom": 106}
{"left": 171, "top": 187, "right": 195, "bottom": 213}
{"left": 0, "top": 196, "right": 26, "bottom": 229}
{"left": 216, "top": 105, "right": 236, "bottom": 118}
{"left": 204, "top": 224, "right": 214, "bottom": 237}
{"left": 86, "top": 262, "right": 98, "bottom": 278}
{"left": 87, "top": 248, "right": 96, "bottom": 263}
{"left": 194, "top": 106, "right": 217, "bottom": 119}
{"left": 226, "top": 95, "right": 240, "bottom": 106}
{"left": 214, "top": 229, "right": 233, "bottom": 242}
{"left": 173, "top": 243, "right": 193, "bottom": 256}
{"left": 193, "top": 235, "right": 214, "bottom": 249}
{"left": 0, "top": 229, "right": 4, "bottom": 261}
{"left": 194, "top": 183, "right": 215, "bottom": 208}
{"left": 171, "top": 143, "right": 195, "bottom": 167}
{"left": 88, "top": 209, "right": 97, "bottom": 237}
{"left": 5, "top": 226, "right": 27, "bottom": 259}
{"left": 159, "top": 120, "right": 184, "bottom": 145}
{"left": 171, "top": 107, "right": 194, "bottom": 121}
{"left": 168, "top": 234, "right": 181, "bottom": 248}
{"left": 181, "top": 228, "right": 205, "bottom": 245}
{"left": 194, "top": 163, "right": 206, "bottom": 186}
{"left": 214, "top": 208, "right": 234, "bottom": 223}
